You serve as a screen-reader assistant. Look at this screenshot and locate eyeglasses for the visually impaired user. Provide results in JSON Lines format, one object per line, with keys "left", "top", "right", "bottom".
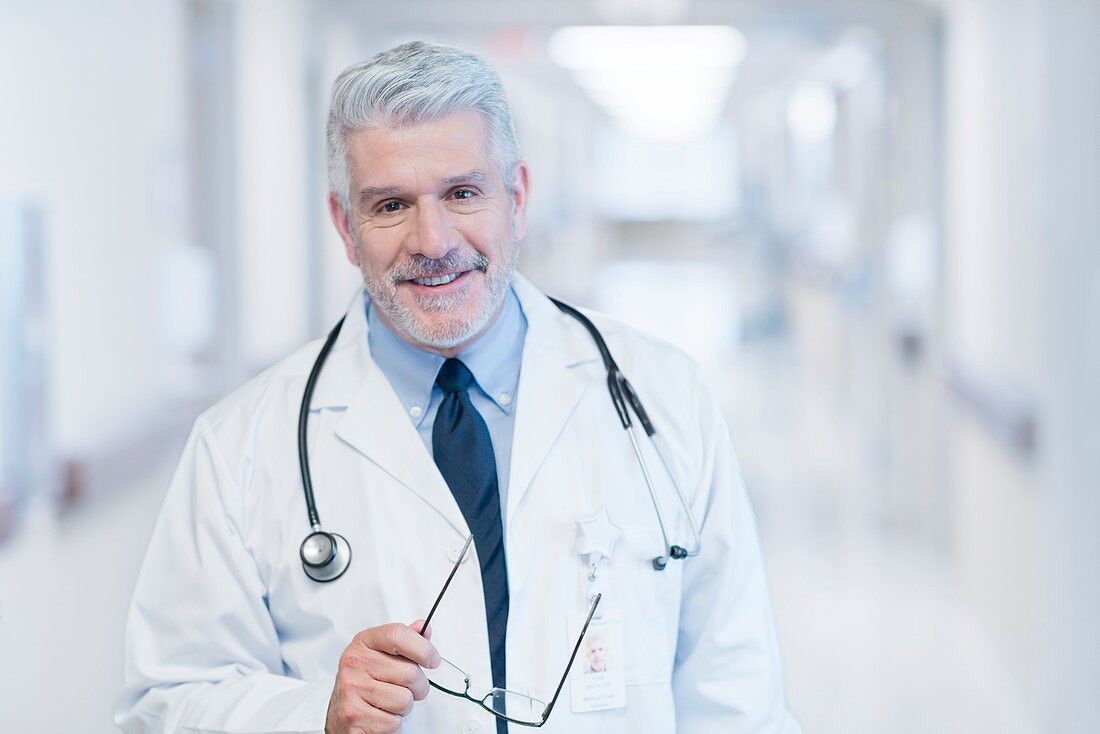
{"left": 418, "top": 536, "right": 602, "bottom": 727}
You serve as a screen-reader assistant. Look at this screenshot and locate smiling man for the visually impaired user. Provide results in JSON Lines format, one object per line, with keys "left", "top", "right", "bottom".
{"left": 332, "top": 108, "right": 527, "bottom": 355}
{"left": 116, "top": 42, "right": 800, "bottom": 734}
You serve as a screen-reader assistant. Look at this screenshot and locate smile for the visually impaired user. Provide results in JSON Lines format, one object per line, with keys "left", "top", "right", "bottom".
{"left": 410, "top": 272, "right": 461, "bottom": 287}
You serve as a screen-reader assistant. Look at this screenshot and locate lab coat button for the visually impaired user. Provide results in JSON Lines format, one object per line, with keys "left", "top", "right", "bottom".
{"left": 448, "top": 541, "right": 470, "bottom": 563}
{"left": 461, "top": 720, "right": 482, "bottom": 734}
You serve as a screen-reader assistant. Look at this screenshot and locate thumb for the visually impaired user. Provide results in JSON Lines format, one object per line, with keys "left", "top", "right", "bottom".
{"left": 412, "top": 619, "right": 432, "bottom": 640}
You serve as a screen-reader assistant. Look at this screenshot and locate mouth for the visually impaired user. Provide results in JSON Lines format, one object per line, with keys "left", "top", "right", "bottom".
{"left": 409, "top": 271, "right": 463, "bottom": 287}
{"left": 402, "top": 268, "right": 476, "bottom": 294}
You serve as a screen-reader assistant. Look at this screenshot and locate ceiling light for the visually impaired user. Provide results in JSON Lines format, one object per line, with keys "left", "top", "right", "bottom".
{"left": 549, "top": 25, "right": 747, "bottom": 142}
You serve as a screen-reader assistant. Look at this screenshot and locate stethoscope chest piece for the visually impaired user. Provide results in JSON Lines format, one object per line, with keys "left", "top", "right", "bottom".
{"left": 300, "top": 530, "right": 352, "bottom": 583}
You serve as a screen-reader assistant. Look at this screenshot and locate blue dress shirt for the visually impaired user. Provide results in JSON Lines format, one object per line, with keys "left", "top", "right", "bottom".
{"left": 366, "top": 286, "right": 527, "bottom": 518}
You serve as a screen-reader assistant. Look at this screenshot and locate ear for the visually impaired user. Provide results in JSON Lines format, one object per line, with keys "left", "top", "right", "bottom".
{"left": 508, "top": 161, "right": 531, "bottom": 241}
{"left": 328, "top": 193, "right": 360, "bottom": 266}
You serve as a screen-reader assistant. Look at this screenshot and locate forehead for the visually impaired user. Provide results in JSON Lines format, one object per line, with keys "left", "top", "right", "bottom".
{"left": 345, "top": 109, "right": 495, "bottom": 188}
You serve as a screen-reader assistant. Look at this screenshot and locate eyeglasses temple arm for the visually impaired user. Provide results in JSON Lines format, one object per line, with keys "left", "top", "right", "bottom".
{"left": 539, "top": 593, "right": 602, "bottom": 722}
{"left": 420, "top": 535, "right": 473, "bottom": 636}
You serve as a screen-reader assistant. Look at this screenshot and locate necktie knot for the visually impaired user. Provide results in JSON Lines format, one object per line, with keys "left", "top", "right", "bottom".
{"left": 436, "top": 358, "right": 474, "bottom": 394}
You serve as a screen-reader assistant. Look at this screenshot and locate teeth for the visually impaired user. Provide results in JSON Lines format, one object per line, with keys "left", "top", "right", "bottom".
{"left": 411, "top": 272, "right": 460, "bottom": 287}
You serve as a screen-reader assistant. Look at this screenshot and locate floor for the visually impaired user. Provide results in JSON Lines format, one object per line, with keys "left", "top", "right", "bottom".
{"left": 724, "top": 339, "right": 1042, "bottom": 734}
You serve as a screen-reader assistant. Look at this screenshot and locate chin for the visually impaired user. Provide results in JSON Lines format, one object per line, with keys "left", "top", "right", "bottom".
{"left": 388, "top": 300, "right": 492, "bottom": 349}
{"left": 410, "top": 316, "right": 483, "bottom": 348}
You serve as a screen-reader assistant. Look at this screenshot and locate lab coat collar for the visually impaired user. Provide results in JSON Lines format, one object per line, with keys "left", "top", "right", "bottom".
{"left": 304, "top": 289, "right": 371, "bottom": 411}
{"left": 505, "top": 273, "right": 598, "bottom": 526}
{"left": 305, "top": 274, "right": 599, "bottom": 534}
{"left": 309, "top": 290, "right": 469, "bottom": 535}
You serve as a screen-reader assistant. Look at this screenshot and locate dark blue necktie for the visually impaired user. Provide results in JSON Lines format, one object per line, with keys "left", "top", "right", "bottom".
{"left": 433, "top": 358, "right": 509, "bottom": 726}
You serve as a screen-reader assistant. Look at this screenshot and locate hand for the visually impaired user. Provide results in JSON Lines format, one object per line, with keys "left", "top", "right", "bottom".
{"left": 325, "top": 620, "right": 441, "bottom": 734}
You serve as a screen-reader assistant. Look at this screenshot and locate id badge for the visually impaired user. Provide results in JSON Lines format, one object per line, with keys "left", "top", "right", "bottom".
{"left": 567, "top": 613, "right": 627, "bottom": 713}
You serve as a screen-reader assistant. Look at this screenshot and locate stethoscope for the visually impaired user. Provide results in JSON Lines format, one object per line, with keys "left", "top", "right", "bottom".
{"left": 298, "top": 297, "right": 702, "bottom": 583}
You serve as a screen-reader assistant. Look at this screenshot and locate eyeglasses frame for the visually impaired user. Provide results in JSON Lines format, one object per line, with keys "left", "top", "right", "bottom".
{"left": 418, "top": 535, "right": 602, "bottom": 727}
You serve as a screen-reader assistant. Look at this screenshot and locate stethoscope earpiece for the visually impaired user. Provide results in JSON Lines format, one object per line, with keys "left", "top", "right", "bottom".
{"left": 300, "top": 530, "right": 352, "bottom": 583}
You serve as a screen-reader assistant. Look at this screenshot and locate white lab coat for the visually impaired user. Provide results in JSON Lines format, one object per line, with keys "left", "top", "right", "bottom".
{"left": 116, "top": 274, "right": 800, "bottom": 734}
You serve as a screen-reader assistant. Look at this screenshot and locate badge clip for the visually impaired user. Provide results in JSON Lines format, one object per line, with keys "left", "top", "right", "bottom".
{"left": 576, "top": 508, "right": 623, "bottom": 605}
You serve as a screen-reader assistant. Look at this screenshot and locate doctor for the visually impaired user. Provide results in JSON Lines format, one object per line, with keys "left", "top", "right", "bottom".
{"left": 116, "top": 41, "right": 800, "bottom": 734}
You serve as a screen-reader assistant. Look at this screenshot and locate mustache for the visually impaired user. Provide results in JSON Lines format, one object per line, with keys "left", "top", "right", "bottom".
{"left": 389, "top": 251, "right": 490, "bottom": 284}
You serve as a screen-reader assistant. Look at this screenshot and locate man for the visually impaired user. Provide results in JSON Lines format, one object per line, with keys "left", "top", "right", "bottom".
{"left": 584, "top": 635, "right": 608, "bottom": 674}
{"left": 116, "top": 41, "right": 800, "bottom": 733}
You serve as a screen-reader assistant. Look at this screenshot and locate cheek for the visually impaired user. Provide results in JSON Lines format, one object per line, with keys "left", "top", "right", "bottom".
{"left": 458, "top": 213, "right": 512, "bottom": 254}
{"left": 358, "top": 232, "right": 404, "bottom": 275}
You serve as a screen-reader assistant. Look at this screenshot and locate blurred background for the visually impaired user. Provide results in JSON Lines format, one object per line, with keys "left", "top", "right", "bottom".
{"left": 1, "top": 0, "right": 1098, "bottom": 731}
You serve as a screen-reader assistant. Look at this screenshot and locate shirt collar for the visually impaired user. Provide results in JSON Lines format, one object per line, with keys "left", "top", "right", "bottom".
{"left": 458, "top": 287, "right": 525, "bottom": 414}
{"left": 366, "top": 286, "right": 527, "bottom": 426}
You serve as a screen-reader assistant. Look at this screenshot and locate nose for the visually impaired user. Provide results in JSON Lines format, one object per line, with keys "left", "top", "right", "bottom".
{"left": 408, "top": 199, "right": 453, "bottom": 260}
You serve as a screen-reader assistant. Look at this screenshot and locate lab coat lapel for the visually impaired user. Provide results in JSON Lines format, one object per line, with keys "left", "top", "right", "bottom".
{"left": 507, "top": 275, "right": 597, "bottom": 526}
{"left": 314, "top": 292, "right": 469, "bottom": 535}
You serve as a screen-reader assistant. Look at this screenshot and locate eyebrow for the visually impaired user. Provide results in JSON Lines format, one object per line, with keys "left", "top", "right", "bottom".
{"left": 356, "top": 184, "right": 402, "bottom": 205}
{"left": 442, "top": 169, "right": 489, "bottom": 186}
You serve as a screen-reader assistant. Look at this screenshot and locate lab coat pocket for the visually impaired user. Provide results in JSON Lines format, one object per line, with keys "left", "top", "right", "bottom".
{"left": 616, "top": 530, "right": 680, "bottom": 685}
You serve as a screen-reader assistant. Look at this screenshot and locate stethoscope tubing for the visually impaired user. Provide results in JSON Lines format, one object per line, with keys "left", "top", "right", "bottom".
{"left": 298, "top": 296, "right": 701, "bottom": 580}
{"left": 297, "top": 315, "right": 345, "bottom": 531}
{"left": 549, "top": 297, "right": 701, "bottom": 567}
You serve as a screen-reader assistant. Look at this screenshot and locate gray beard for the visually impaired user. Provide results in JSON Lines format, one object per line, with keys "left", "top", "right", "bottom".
{"left": 358, "top": 243, "right": 519, "bottom": 349}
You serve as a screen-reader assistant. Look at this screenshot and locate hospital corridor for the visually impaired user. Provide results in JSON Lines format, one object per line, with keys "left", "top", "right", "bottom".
{"left": 2, "top": 1, "right": 1098, "bottom": 732}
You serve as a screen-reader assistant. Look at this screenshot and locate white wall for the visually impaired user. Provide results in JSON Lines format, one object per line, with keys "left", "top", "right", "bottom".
{"left": 0, "top": 1, "right": 190, "bottom": 729}
{"left": 0, "top": 0, "right": 189, "bottom": 459}
{"left": 315, "top": 17, "right": 377, "bottom": 325}
{"left": 233, "top": 0, "right": 315, "bottom": 370}
{"left": 1033, "top": 3, "right": 1100, "bottom": 729}
{"left": 943, "top": 0, "right": 1100, "bottom": 728}
{"left": 0, "top": 1, "right": 323, "bottom": 729}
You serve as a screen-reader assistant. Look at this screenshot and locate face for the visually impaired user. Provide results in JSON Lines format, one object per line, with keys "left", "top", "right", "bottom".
{"left": 586, "top": 637, "right": 607, "bottom": 673}
{"left": 329, "top": 109, "right": 530, "bottom": 356}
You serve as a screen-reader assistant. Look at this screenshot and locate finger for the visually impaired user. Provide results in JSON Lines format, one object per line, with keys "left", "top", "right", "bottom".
{"left": 371, "top": 654, "right": 431, "bottom": 701}
{"left": 362, "top": 678, "right": 416, "bottom": 717}
{"left": 329, "top": 678, "right": 401, "bottom": 732}
{"left": 358, "top": 706, "right": 402, "bottom": 734}
{"left": 361, "top": 623, "right": 441, "bottom": 669}
{"left": 410, "top": 669, "right": 430, "bottom": 702}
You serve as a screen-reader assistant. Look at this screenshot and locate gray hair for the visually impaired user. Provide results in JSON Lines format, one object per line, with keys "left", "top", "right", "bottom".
{"left": 326, "top": 41, "right": 521, "bottom": 211}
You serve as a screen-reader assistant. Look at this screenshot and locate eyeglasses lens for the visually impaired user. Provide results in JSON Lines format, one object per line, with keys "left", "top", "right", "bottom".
{"left": 485, "top": 688, "right": 545, "bottom": 724}
{"left": 427, "top": 657, "right": 470, "bottom": 694}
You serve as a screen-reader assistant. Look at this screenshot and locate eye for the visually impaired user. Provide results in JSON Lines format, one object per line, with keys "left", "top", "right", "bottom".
{"left": 452, "top": 188, "right": 476, "bottom": 200}
{"left": 377, "top": 200, "right": 405, "bottom": 214}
